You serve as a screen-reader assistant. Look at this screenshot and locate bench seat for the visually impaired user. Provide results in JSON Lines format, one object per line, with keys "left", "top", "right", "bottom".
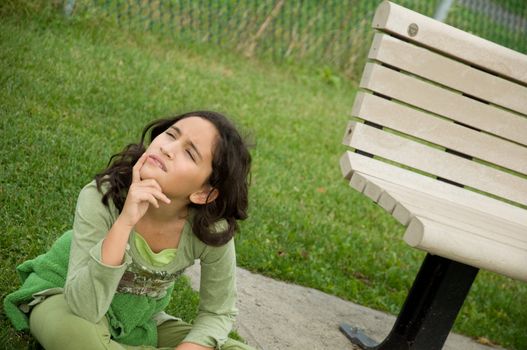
{"left": 341, "top": 151, "right": 527, "bottom": 282}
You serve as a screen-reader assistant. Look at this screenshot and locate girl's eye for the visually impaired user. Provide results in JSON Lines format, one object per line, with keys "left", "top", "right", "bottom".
{"left": 165, "top": 131, "right": 196, "bottom": 162}
{"left": 186, "top": 150, "right": 196, "bottom": 162}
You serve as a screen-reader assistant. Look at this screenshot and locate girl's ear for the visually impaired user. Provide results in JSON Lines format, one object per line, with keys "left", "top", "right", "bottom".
{"left": 189, "top": 187, "right": 219, "bottom": 205}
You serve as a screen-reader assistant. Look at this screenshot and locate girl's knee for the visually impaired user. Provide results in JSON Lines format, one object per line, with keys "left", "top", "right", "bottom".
{"left": 156, "top": 319, "right": 192, "bottom": 347}
{"left": 221, "top": 338, "right": 255, "bottom": 350}
{"left": 29, "top": 294, "right": 112, "bottom": 350}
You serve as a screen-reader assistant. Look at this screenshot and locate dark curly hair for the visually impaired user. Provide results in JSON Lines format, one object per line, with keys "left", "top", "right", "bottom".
{"left": 94, "top": 111, "right": 251, "bottom": 246}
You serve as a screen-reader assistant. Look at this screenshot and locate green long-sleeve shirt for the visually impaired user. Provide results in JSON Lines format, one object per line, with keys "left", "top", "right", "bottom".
{"left": 12, "top": 180, "right": 239, "bottom": 349}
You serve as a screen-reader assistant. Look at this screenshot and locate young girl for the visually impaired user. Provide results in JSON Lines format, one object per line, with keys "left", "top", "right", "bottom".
{"left": 4, "top": 111, "right": 254, "bottom": 350}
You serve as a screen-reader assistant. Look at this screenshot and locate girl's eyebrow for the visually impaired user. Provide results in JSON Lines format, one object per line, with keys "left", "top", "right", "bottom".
{"left": 169, "top": 126, "right": 203, "bottom": 161}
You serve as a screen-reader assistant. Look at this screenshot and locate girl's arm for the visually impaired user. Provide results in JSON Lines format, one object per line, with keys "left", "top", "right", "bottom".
{"left": 180, "top": 237, "right": 238, "bottom": 349}
{"left": 65, "top": 153, "right": 170, "bottom": 322}
{"left": 101, "top": 153, "right": 170, "bottom": 266}
{"left": 64, "top": 181, "right": 130, "bottom": 323}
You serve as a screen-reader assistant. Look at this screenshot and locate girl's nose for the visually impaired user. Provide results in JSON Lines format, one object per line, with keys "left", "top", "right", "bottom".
{"left": 160, "top": 144, "right": 174, "bottom": 160}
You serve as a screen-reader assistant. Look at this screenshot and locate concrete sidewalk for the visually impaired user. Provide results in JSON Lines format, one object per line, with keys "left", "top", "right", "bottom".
{"left": 185, "top": 265, "right": 505, "bottom": 350}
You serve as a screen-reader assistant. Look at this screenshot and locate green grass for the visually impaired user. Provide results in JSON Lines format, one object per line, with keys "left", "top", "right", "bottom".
{"left": 1, "top": 2, "right": 526, "bottom": 350}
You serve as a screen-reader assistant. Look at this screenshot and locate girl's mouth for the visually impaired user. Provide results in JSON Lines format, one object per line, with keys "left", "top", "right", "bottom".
{"left": 147, "top": 155, "right": 167, "bottom": 172}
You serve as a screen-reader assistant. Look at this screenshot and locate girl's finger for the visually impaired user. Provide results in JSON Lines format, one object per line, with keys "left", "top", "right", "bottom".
{"left": 137, "top": 187, "right": 171, "bottom": 205}
{"left": 132, "top": 153, "right": 148, "bottom": 184}
{"left": 152, "top": 190, "right": 171, "bottom": 204}
{"left": 139, "top": 179, "right": 170, "bottom": 204}
{"left": 146, "top": 194, "right": 159, "bottom": 209}
{"left": 139, "top": 178, "right": 163, "bottom": 193}
{"left": 135, "top": 181, "right": 170, "bottom": 204}
{"left": 136, "top": 188, "right": 170, "bottom": 207}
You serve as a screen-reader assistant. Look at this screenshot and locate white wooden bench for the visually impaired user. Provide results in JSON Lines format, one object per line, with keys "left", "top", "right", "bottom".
{"left": 338, "top": 1, "right": 527, "bottom": 349}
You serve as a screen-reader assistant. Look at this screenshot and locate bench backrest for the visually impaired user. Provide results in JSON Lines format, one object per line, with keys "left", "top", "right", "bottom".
{"left": 343, "top": 0, "right": 527, "bottom": 208}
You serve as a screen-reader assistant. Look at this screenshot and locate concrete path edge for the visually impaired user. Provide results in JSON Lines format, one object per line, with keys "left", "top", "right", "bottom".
{"left": 185, "top": 264, "right": 504, "bottom": 350}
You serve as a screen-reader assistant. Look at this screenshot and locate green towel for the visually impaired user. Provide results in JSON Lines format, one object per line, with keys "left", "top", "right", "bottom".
{"left": 3, "top": 230, "right": 173, "bottom": 347}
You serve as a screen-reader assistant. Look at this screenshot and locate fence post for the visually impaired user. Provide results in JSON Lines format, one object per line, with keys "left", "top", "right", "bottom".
{"left": 244, "top": 0, "right": 285, "bottom": 58}
{"left": 64, "top": 0, "right": 76, "bottom": 16}
{"left": 434, "top": 0, "right": 455, "bottom": 22}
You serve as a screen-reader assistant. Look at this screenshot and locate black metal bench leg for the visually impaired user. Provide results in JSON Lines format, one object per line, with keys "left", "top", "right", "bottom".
{"left": 340, "top": 254, "right": 479, "bottom": 350}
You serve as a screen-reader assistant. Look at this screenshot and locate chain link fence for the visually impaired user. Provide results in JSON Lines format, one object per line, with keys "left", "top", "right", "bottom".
{"left": 72, "top": 0, "right": 527, "bottom": 78}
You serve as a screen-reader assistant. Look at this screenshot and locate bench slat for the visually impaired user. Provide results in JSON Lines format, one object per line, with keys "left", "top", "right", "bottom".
{"left": 340, "top": 151, "right": 527, "bottom": 225}
{"left": 347, "top": 172, "right": 414, "bottom": 226}
{"left": 352, "top": 92, "right": 527, "bottom": 174}
{"left": 346, "top": 122, "right": 527, "bottom": 205}
{"left": 405, "top": 217, "right": 527, "bottom": 282}
{"left": 344, "top": 122, "right": 527, "bottom": 206}
{"left": 349, "top": 171, "right": 527, "bottom": 249}
{"left": 344, "top": 165, "right": 527, "bottom": 282}
{"left": 368, "top": 33, "right": 527, "bottom": 116}
{"left": 398, "top": 202, "right": 527, "bottom": 249}
{"left": 372, "top": 0, "right": 527, "bottom": 85}
{"left": 349, "top": 171, "right": 527, "bottom": 246}
{"left": 360, "top": 62, "right": 527, "bottom": 146}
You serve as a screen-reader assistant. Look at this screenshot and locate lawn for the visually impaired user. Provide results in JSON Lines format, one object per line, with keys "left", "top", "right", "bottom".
{"left": 1, "top": 2, "right": 526, "bottom": 349}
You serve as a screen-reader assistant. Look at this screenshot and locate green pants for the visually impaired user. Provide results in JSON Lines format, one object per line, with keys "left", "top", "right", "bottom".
{"left": 29, "top": 294, "right": 253, "bottom": 350}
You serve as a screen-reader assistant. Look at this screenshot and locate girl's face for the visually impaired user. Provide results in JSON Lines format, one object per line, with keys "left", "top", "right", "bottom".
{"left": 140, "top": 116, "right": 218, "bottom": 201}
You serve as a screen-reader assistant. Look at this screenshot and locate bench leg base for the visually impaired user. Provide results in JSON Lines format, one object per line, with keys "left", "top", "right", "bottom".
{"left": 339, "top": 323, "right": 379, "bottom": 349}
{"left": 339, "top": 254, "right": 479, "bottom": 350}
